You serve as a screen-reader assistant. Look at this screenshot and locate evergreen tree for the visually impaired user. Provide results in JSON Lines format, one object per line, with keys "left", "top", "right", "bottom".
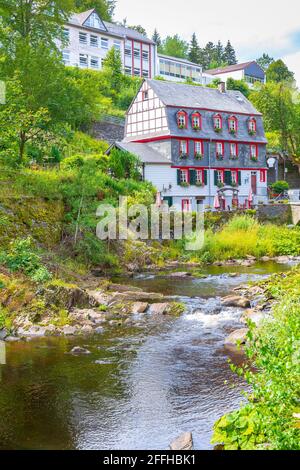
{"left": 102, "top": 47, "right": 123, "bottom": 93}
{"left": 257, "top": 53, "right": 274, "bottom": 71}
{"left": 203, "top": 42, "right": 216, "bottom": 69}
{"left": 152, "top": 29, "right": 162, "bottom": 48}
{"left": 214, "top": 40, "right": 224, "bottom": 66}
{"left": 223, "top": 40, "right": 237, "bottom": 65}
{"left": 188, "top": 33, "right": 201, "bottom": 64}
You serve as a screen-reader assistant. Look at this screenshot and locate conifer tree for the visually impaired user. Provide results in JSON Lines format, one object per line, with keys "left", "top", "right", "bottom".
{"left": 152, "top": 29, "right": 162, "bottom": 48}
{"left": 223, "top": 40, "right": 237, "bottom": 65}
{"left": 188, "top": 33, "right": 201, "bottom": 64}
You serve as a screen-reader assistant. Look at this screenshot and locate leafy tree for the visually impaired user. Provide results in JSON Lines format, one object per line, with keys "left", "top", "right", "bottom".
{"left": 0, "top": 0, "right": 74, "bottom": 52}
{"left": 152, "top": 29, "right": 162, "bottom": 48}
{"left": 74, "top": 0, "right": 115, "bottom": 21}
{"left": 160, "top": 35, "right": 189, "bottom": 59}
{"left": 266, "top": 59, "right": 295, "bottom": 83}
{"left": 102, "top": 46, "right": 123, "bottom": 94}
{"left": 128, "top": 25, "right": 147, "bottom": 36}
{"left": 227, "top": 78, "right": 250, "bottom": 98}
{"left": 109, "top": 148, "right": 141, "bottom": 179}
{"left": 257, "top": 53, "right": 274, "bottom": 71}
{"left": 223, "top": 40, "right": 237, "bottom": 65}
{"left": 188, "top": 33, "right": 201, "bottom": 64}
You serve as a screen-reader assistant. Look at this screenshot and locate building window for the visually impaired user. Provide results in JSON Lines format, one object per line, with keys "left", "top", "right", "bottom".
{"left": 62, "top": 50, "right": 70, "bottom": 65}
{"left": 216, "top": 142, "right": 224, "bottom": 158}
{"left": 214, "top": 114, "right": 222, "bottom": 131}
{"left": 194, "top": 141, "right": 203, "bottom": 157}
{"left": 101, "top": 37, "right": 108, "bottom": 49}
{"left": 85, "top": 12, "right": 103, "bottom": 30}
{"left": 182, "top": 199, "right": 191, "bottom": 212}
{"left": 260, "top": 170, "right": 266, "bottom": 183}
{"left": 90, "top": 35, "right": 98, "bottom": 47}
{"left": 134, "top": 47, "right": 140, "bottom": 58}
{"left": 90, "top": 56, "right": 99, "bottom": 69}
{"left": 230, "top": 142, "right": 238, "bottom": 158}
{"left": 250, "top": 144, "right": 258, "bottom": 160}
{"left": 216, "top": 170, "right": 224, "bottom": 185}
{"left": 196, "top": 170, "right": 204, "bottom": 185}
{"left": 79, "top": 32, "right": 87, "bottom": 45}
{"left": 249, "top": 117, "right": 257, "bottom": 134}
{"left": 142, "top": 50, "right": 149, "bottom": 61}
{"left": 142, "top": 69, "right": 149, "bottom": 78}
{"left": 79, "top": 54, "right": 88, "bottom": 67}
{"left": 125, "top": 66, "right": 132, "bottom": 75}
{"left": 63, "top": 28, "right": 69, "bottom": 42}
{"left": 125, "top": 45, "right": 132, "bottom": 56}
{"left": 177, "top": 111, "right": 187, "bottom": 129}
{"left": 231, "top": 170, "right": 238, "bottom": 185}
{"left": 192, "top": 112, "right": 202, "bottom": 130}
{"left": 113, "top": 40, "right": 121, "bottom": 51}
{"left": 134, "top": 67, "right": 141, "bottom": 76}
{"left": 228, "top": 116, "right": 238, "bottom": 134}
{"left": 180, "top": 169, "right": 189, "bottom": 184}
{"left": 142, "top": 90, "right": 149, "bottom": 101}
{"left": 180, "top": 140, "right": 188, "bottom": 156}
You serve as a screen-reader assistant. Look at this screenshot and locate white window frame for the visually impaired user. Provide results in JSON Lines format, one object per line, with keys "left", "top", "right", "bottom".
{"left": 216, "top": 170, "right": 224, "bottom": 184}
{"left": 229, "top": 118, "right": 237, "bottom": 131}
{"left": 251, "top": 144, "right": 258, "bottom": 158}
{"left": 79, "top": 53, "right": 88, "bottom": 67}
{"left": 101, "top": 37, "right": 109, "bottom": 49}
{"left": 113, "top": 40, "right": 121, "bottom": 51}
{"left": 230, "top": 143, "right": 237, "bottom": 157}
{"left": 62, "top": 50, "right": 70, "bottom": 65}
{"left": 90, "top": 35, "right": 98, "bottom": 47}
{"left": 90, "top": 56, "right": 99, "bottom": 69}
{"left": 79, "top": 32, "right": 87, "bottom": 45}
{"left": 214, "top": 116, "right": 222, "bottom": 130}
{"left": 180, "top": 169, "right": 188, "bottom": 183}
{"left": 216, "top": 142, "right": 224, "bottom": 156}
{"left": 231, "top": 171, "right": 238, "bottom": 185}
{"left": 196, "top": 170, "right": 203, "bottom": 184}
{"left": 180, "top": 140, "right": 188, "bottom": 155}
{"left": 195, "top": 141, "right": 203, "bottom": 155}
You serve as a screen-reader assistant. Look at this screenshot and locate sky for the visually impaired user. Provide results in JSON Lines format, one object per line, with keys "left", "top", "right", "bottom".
{"left": 115, "top": 0, "right": 300, "bottom": 85}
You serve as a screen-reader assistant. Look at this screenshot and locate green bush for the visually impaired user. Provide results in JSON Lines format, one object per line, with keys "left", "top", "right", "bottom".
{"left": 271, "top": 180, "right": 289, "bottom": 194}
{"left": 0, "top": 237, "right": 52, "bottom": 282}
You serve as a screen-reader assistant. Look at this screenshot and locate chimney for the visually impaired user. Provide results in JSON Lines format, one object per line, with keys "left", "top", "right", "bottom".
{"left": 218, "top": 81, "right": 226, "bottom": 93}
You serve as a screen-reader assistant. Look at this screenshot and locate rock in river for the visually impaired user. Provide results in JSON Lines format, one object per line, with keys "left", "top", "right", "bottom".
{"left": 221, "top": 295, "right": 250, "bottom": 308}
{"left": 131, "top": 302, "right": 149, "bottom": 314}
{"left": 224, "top": 328, "right": 249, "bottom": 347}
{"left": 70, "top": 346, "right": 91, "bottom": 355}
{"left": 169, "top": 432, "right": 193, "bottom": 450}
{"left": 149, "top": 303, "right": 170, "bottom": 315}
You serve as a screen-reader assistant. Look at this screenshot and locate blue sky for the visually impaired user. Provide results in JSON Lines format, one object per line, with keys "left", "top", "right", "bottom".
{"left": 115, "top": 0, "right": 300, "bottom": 84}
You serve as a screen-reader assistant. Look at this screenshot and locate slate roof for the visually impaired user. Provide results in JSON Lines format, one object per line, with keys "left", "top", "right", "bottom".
{"left": 68, "top": 9, "right": 154, "bottom": 44}
{"left": 205, "top": 61, "right": 257, "bottom": 75}
{"left": 111, "top": 142, "right": 171, "bottom": 164}
{"left": 147, "top": 79, "right": 262, "bottom": 116}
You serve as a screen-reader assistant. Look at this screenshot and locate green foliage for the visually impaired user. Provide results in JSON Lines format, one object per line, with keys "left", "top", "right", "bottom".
{"left": 213, "top": 291, "right": 300, "bottom": 450}
{"left": 270, "top": 180, "right": 289, "bottom": 194}
{"left": 74, "top": 1, "right": 116, "bottom": 21}
{"left": 109, "top": 148, "right": 141, "bottom": 180}
{"left": 227, "top": 78, "right": 250, "bottom": 98}
{"left": 159, "top": 35, "right": 189, "bottom": 59}
{"left": 0, "top": 237, "right": 52, "bottom": 282}
{"left": 0, "top": 306, "right": 12, "bottom": 330}
{"left": 266, "top": 59, "right": 295, "bottom": 84}
{"left": 102, "top": 47, "right": 123, "bottom": 94}
{"left": 257, "top": 53, "right": 274, "bottom": 71}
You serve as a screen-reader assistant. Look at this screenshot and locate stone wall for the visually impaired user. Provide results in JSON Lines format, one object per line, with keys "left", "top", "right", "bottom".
{"left": 257, "top": 204, "right": 292, "bottom": 225}
{"left": 92, "top": 117, "right": 125, "bottom": 145}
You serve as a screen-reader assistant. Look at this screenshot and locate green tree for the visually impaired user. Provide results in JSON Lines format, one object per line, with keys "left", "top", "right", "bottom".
{"left": 257, "top": 53, "right": 274, "bottom": 71}
{"left": 227, "top": 78, "right": 250, "bottom": 98}
{"left": 74, "top": 0, "right": 115, "bottom": 21}
{"left": 160, "top": 35, "right": 189, "bottom": 59}
{"left": 223, "top": 40, "right": 237, "bottom": 65}
{"left": 214, "top": 40, "right": 225, "bottom": 66}
{"left": 188, "top": 33, "right": 201, "bottom": 64}
{"left": 109, "top": 149, "right": 141, "bottom": 179}
{"left": 102, "top": 46, "right": 123, "bottom": 94}
{"left": 128, "top": 25, "right": 147, "bottom": 36}
{"left": 152, "top": 29, "right": 162, "bottom": 48}
{"left": 266, "top": 59, "right": 295, "bottom": 83}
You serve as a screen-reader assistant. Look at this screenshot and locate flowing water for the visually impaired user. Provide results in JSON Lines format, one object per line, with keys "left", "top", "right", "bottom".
{"left": 0, "top": 262, "right": 294, "bottom": 450}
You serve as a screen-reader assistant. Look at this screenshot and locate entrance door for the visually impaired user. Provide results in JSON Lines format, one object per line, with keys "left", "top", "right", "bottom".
{"left": 251, "top": 172, "right": 257, "bottom": 195}
{"left": 196, "top": 199, "right": 204, "bottom": 212}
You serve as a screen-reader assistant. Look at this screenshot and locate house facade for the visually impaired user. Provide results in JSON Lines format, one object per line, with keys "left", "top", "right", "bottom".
{"left": 157, "top": 54, "right": 214, "bottom": 85}
{"left": 61, "top": 9, "right": 156, "bottom": 79}
{"left": 205, "top": 61, "right": 266, "bottom": 88}
{"left": 110, "top": 79, "right": 268, "bottom": 212}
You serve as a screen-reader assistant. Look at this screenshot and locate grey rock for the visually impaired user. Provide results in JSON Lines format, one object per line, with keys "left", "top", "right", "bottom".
{"left": 168, "top": 272, "right": 191, "bottom": 278}
{"left": 149, "top": 303, "right": 169, "bottom": 315}
{"left": 0, "top": 328, "right": 8, "bottom": 340}
{"left": 169, "top": 432, "right": 193, "bottom": 450}
{"left": 131, "top": 302, "right": 149, "bottom": 314}
{"left": 62, "top": 325, "right": 77, "bottom": 336}
{"left": 95, "top": 327, "right": 104, "bottom": 334}
{"left": 224, "top": 328, "right": 249, "bottom": 347}
{"left": 5, "top": 336, "right": 20, "bottom": 342}
{"left": 221, "top": 295, "right": 251, "bottom": 308}
{"left": 70, "top": 346, "right": 91, "bottom": 355}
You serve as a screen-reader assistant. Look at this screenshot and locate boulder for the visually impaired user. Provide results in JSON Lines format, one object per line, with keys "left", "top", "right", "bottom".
{"left": 228, "top": 273, "right": 238, "bottom": 278}
{"left": 221, "top": 295, "right": 251, "bottom": 308}
{"left": 169, "top": 432, "right": 193, "bottom": 450}
{"left": 17, "top": 326, "right": 47, "bottom": 338}
{"left": 80, "top": 325, "right": 94, "bottom": 335}
{"left": 224, "top": 328, "right": 249, "bottom": 347}
{"left": 241, "top": 310, "right": 268, "bottom": 326}
{"left": 131, "top": 302, "right": 149, "bottom": 314}
{"left": 42, "top": 282, "right": 90, "bottom": 310}
{"left": 0, "top": 328, "right": 8, "bottom": 340}
{"left": 111, "top": 291, "right": 164, "bottom": 303}
{"left": 168, "top": 272, "right": 191, "bottom": 278}
{"left": 149, "top": 303, "right": 169, "bottom": 315}
{"left": 88, "top": 291, "right": 110, "bottom": 307}
{"left": 88, "top": 311, "right": 106, "bottom": 324}
{"left": 5, "top": 336, "right": 20, "bottom": 342}
{"left": 70, "top": 346, "right": 91, "bottom": 355}
{"left": 108, "top": 284, "right": 142, "bottom": 293}
{"left": 276, "top": 256, "right": 290, "bottom": 264}
{"left": 62, "top": 325, "right": 77, "bottom": 336}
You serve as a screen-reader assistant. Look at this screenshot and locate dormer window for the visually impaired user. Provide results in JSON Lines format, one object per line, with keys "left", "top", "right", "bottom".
{"left": 213, "top": 114, "right": 222, "bottom": 132}
{"left": 191, "top": 112, "right": 202, "bottom": 130}
{"left": 228, "top": 116, "right": 238, "bottom": 134}
{"left": 248, "top": 117, "right": 257, "bottom": 135}
{"left": 177, "top": 111, "right": 187, "bottom": 129}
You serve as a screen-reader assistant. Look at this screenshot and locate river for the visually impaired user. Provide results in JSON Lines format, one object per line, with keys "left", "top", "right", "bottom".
{"left": 0, "top": 261, "right": 293, "bottom": 450}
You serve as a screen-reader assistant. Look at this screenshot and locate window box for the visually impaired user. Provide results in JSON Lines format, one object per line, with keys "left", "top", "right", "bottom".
{"left": 249, "top": 130, "right": 257, "bottom": 136}
{"left": 178, "top": 123, "right": 186, "bottom": 129}
{"left": 250, "top": 156, "right": 258, "bottom": 162}
{"left": 179, "top": 153, "right": 188, "bottom": 160}
{"left": 180, "top": 182, "right": 190, "bottom": 188}
{"left": 194, "top": 153, "right": 204, "bottom": 160}
{"left": 195, "top": 181, "right": 205, "bottom": 187}
{"left": 192, "top": 124, "right": 201, "bottom": 131}
{"left": 229, "top": 155, "right": 239, "bottom": 160}
{"left": 213, "top": 114, "right": 222, "bottom": 132}
{"left": 248, "top": 118, "right": 257, "bottom": 135}
{"left": 229, "top": 128, "right": 237, "bottom": 135}
{"left": 217, "top": 182, "right": 225, "bottom": 188}
{"left": 214, "top": 126, "right": 222, "bottom": 133}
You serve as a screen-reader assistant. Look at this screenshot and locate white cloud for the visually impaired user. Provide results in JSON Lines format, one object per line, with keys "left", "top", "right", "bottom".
{"left": 115, "top": 0, "right": 300, "bottom": 79}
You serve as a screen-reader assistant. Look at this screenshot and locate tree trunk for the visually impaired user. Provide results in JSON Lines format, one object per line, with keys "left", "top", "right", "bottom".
{"left": 19, "top": 132, "right": 26, "bottom": 162}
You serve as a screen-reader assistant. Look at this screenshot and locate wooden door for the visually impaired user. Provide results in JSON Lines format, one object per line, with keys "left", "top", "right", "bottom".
{"left": 251, "top": 172, "right": 257, "bottom": 195}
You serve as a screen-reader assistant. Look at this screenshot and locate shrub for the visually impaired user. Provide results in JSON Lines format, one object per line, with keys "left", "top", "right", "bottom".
{"left": 271, "top": 180, "right": 289, "bottom": 194}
